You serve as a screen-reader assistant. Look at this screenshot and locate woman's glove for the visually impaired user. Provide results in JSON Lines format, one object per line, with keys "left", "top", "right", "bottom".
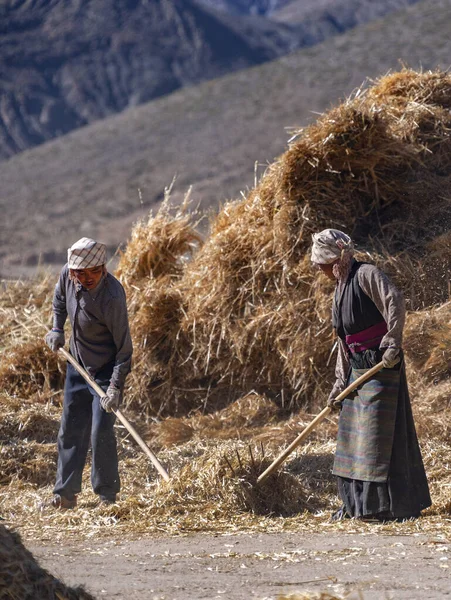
{"left": 44, "top": 328, "right": 65, "bottom": 352}
{"left": 100, "top": 386, "right": 121, "bottom": 412}
{"left": 382, "top": 347, "right": 401, "bottom": 369}
{"left": 327, "top": 380, "right": 345, "bottom": 411}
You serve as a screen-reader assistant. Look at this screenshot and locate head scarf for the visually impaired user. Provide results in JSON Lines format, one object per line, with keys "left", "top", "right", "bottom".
{"left": 311, "top": 229, "right": 354, "bottom": 282}
{"left": 67, "top": 237, "right": 107, "bottom": 270}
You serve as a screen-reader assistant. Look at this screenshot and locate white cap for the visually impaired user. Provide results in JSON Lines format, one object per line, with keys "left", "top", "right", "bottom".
{"left": 67, "top": 237, "right": 107, "bottom": 269}
{"left": 311, "top": 229, "right": 353, "bottom": 264}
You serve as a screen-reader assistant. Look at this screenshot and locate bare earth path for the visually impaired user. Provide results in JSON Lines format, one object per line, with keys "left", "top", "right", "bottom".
{"left": 30, "top": 531, "right": 451, "bottom": 599}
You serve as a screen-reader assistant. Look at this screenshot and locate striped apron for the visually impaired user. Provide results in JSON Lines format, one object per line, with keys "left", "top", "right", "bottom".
{"left": 332, "top": 367, "right": 400, "bottom": 482}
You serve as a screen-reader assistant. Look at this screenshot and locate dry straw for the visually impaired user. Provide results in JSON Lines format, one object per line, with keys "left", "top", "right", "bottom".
{"left": 116, "top": 68, "right": 451, "bottom": 416}
{"left": 1, "top": 69, "right": 451, "bottom": 548}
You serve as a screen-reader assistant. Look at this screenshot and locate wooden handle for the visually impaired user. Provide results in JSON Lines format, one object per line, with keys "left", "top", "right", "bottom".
{"left": 257, "top": 405, "right": 332, "bottom": 484}
{"left": 114, "top": 409, "right": 170, "bottom": 482}
{"left": 256, "top": 361, "right": 385, "bottom": 483}
{"left": 59, "top": 348, "right": 170, "bottom": 482}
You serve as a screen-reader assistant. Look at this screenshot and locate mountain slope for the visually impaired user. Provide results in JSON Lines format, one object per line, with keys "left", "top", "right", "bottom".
{"left": 1, "top": 0, "right": 451, "bottom": 274}
{"left": 199, "top": 0, "right": 421, "bottom": 22}
{"left": 270, "top": 0, "right": 421, "bottom": 24}
{"left": 0, "top": 0, "right": 295, "bottom": 160}
{"left": 0, "top": 0, "right": 424, "bottom": 162}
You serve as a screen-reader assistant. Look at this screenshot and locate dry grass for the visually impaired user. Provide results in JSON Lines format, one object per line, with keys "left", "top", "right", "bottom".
{"left": 1, "top": 383, "right": 450, "bottom": 544}
{"left": 111, "top": 68, "right": 451, "bottom": 417}
{"left": 1, "top": 69, "right": 451, "bottom": 554}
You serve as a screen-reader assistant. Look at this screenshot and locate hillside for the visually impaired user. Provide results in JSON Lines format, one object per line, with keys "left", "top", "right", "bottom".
{"left": 200, "top": 0, "right": 422, "bottom": 24}
{"left": 0, "top": 0, "right": 423, "bottom": 162}
{"left": 270, "top": 0, "right": 421, "bottom": 24}
{"left": 1, "top": 0, "right": 451, "bottom": 275}
{"left": 0, "top": 0, "right": 296, "bottom": 161}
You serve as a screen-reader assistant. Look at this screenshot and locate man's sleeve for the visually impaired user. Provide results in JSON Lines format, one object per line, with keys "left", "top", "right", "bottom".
{"left": 358, "top": 264, "right": 405, "bottom": 348}
{"left": 52, "top": 267, "right": 68, "bottom": 330}
{"left": 106, "top": 289, "right": 133, "bottom": 390}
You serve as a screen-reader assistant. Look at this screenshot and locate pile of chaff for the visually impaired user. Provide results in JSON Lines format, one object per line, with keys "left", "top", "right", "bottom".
{"left": 1, "top": 69, "right": 451, "bottom": 546}
{"left": 0, "top": 523, "right": 95, "bottom": 599}
{"left": 114, "top": 68, "right": 451, "bottom": 416}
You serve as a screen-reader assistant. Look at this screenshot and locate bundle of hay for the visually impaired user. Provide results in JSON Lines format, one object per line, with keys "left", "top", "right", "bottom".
{"left": 0, "top": 397, "right": 58, "bottom": 443}
{"left": 3, "top": 70, "right": 451, "bottom": 418}
{"left": 404, "top": 301, "right": 451, "bottom": 384}
{"left": 0, "top": 524, "right": 95, "bottom": 600}
{"left": 146, "top": 443, "right": 313, "bottom": 519}
{"left": 118, "top": 69, "right": 451, "bottom": 415}
{"left": 1, "top": 440, "right": 56, "bottom": 486}
{"left": 151, "top": 391, "right": 282, "bottom": 445}
{"left": 0, "top": 277, "right": 64, "bottom": 396}
{"left": 116, "top": 191, "right": 203, "bottom": 414}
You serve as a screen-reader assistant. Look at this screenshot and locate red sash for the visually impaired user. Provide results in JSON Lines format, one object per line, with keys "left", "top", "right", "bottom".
{"left": 345, "top": 321, "right": 388, "bottom": 353}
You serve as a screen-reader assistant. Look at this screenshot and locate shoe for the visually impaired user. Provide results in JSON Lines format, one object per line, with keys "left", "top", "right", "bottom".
{"left": 48, "top": 494, "right": 77, "bottom": 510}
{"left": 358, "top": 515, "right": 381, "bottom": 523}
{"left": 98, "top": 494, "right": 117, "bottom": 506}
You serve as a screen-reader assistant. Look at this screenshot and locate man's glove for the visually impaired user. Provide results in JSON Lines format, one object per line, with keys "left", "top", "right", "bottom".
{"left": 101, "top": 386, "right": 121, "bottom": 413}
{"left": 382, "top": 347, "right": 401, "bottom": 369}
{"left": 44, "top": 328, "right": 65, "bottom": 352}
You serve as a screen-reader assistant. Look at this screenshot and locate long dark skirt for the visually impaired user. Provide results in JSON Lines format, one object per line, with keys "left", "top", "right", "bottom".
{"left": 336, "top": 350, "right": 431, "bottom": 519}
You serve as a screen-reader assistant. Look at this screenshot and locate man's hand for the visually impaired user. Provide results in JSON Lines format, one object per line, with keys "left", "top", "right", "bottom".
{"left": 44, "top": 328, "right": 65, "bottom": 352}
{"left": 101, "top": 386, "right": 121, "bottom": 413}
{"left": 382, "top": 347, "right": 401, "bottom": 369}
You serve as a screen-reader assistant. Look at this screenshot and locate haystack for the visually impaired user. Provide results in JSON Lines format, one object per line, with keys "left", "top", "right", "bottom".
{"left": 2, "top": 69, "right": 451, "bottom": 545}
{"left": 117, "top": 69, "right": 451, "bottom": 415}
{"left": 0, "top": 276, "right": 63, "bottom": 396}
{"left": 2, "top": 70, "right": 450, "bottom": 416}
{"left": 0, "top": 523, "right": 95, "bottom": 599}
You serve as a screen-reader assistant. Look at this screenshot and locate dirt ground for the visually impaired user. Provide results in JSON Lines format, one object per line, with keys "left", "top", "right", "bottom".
{"left": 30, "top": 530, "right": 451, "bottom": 599}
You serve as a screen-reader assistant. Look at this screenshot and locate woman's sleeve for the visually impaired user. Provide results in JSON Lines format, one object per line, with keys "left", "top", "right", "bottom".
{"left": 330, "top": 338, "right": 350, "bottom": 399}
{"left": 358, "top": 264, "right": 405, "bottom": 348}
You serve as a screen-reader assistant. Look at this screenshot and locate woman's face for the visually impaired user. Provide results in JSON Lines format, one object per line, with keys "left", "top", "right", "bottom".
{"left": 317, "top": 262, "right": 337, "bottom": 281}
{"left": 72, "top": 265, "right": 105, "bottom": 290}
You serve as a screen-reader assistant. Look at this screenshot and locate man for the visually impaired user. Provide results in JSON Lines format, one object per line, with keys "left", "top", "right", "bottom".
{"left": 44, "top": 237, "right": 133, "bottom": 509}
{"left": 311, "top": 228, "right": 431, "bottom": 521}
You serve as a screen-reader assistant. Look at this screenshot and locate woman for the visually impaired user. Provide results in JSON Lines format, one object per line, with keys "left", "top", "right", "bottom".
{"left": 311, "top": 229, "right": 431, "bottom": 521}
{"left": 44, "top": 237, "right": 133, "bottom": 509}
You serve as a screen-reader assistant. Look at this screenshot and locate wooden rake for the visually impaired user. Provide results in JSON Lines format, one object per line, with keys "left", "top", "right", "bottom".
{"left": 256, "top": 361, "right": 385, "bottom": 484}
{"left": 59, "top": 348, "right": 170, "bottom": 482}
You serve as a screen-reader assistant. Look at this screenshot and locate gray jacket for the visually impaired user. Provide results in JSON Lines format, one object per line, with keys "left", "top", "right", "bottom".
{"left": 52, "top": 265, "right": 133, "bottom": 389}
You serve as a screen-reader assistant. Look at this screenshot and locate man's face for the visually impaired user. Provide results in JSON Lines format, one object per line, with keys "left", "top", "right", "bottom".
{"left": 73, "top": 265, "right": 105, "bottom": 290}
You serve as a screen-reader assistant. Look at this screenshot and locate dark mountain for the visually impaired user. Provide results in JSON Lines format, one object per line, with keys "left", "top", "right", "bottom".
{"left": 197, "top": 0, "right": 422, "bottom": 22}
{"left": 0, "top": 0, "right": 425, "bottom": 163}
{"left": 1, "top": 0, "right": 450, "bottom": 276}
{"left": 0, "top": 0, "right": 296, "bottom": 160}
{"left": 270, "top": 0, "right": 422, "bottom": 24}
{"left": 194, "top": 0, "right": 289, "bottom": 15}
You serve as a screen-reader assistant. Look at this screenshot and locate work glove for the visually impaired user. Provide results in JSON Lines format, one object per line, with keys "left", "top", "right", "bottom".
{"left": 100, "top": 386, "right": 121, "bottom": 413}
{"left": 327, "top": 380, "right": 345, "bottom": 411}
{"left": 382, "top": 347, "right": 401, "bottom": 369}
{"left": 44, "top": 328, "right": 65, "bottom": 352}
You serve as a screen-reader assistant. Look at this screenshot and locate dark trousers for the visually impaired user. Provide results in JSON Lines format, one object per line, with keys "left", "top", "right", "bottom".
{"left": 53, "top": 362, "right": 120, "bottom": 500}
